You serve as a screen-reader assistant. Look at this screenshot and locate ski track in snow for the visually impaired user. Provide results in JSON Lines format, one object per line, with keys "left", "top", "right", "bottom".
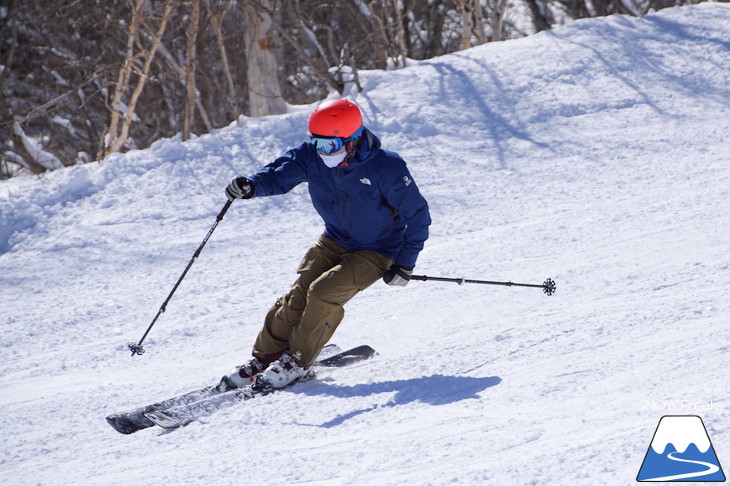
{"left": 1, "top": 4, "right": 729, "bottom": 485}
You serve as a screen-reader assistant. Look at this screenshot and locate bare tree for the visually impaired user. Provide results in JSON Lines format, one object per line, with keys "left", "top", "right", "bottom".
{"left": 275, "top": 0, "right": 344, "bottom": 97}
{"left": 525, "top": 0, "right": 556, "bottom": 33}
{"left": 99, "top": 0, "right": 174, "bottom": 160}
{"left": 391, "top": 0, "right": 409, "bottom": 67}
{"left": 204, "top": 0, "right": 241, "bottom": 119}
{"left": 241, "top": 0, "right": 286, "bottom": 116}
{"left": 0, "top": 0, "right": 45, "bottom": 175}
{"left": 473, "top": 0, "right": 487, "bottom": 44}
{"left": 183, "top": 0, "right": 200, "bottom": 140}
{"left": 457, "top": 0, "right": 475, "bottom": 49}
{"left": 358, "top": 0, "right": 391, "bottom": 69}
{"left": 490, "top": 0, "right": 509, "bottom": 41}
{"left": 1, "top": 1, "right": 126, "bottom": 176}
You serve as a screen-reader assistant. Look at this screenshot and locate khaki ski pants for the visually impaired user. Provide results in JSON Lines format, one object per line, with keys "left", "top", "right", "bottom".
{"left": 252, "top": 235, "right": 392, "bottom": 367}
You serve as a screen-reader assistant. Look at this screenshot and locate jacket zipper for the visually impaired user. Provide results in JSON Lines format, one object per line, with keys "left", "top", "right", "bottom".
{"left": 335, "top": 166, "right": 350, "bottom": 230}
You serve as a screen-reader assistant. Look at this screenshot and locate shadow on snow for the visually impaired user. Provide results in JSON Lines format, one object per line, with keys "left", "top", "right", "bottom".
{"left": 292, "top": 374, "right": 502, "bottom": 428}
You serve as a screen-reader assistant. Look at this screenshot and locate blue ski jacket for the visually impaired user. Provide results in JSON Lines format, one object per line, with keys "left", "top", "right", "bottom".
{"left": 248, "top": 129, "right": 430, "bottom": 268}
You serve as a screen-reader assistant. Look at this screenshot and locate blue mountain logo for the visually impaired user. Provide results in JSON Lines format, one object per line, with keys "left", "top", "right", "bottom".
{"left": 637, "top": 415, "right": 725, "bottom": 482}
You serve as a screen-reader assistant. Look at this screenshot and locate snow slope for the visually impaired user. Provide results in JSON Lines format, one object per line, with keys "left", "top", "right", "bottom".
{"left": 2, "top": 4, "right": 729, "bottom": 484}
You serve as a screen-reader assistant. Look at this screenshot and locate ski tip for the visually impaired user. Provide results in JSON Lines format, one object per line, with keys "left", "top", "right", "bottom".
{"left": 346, "top": 344, "right": 378, "bottom": 357}
{"left": 106, "top": 414, "right": 148, "bottom": 435}
{"left": 361, "top": 344, "right": 377, "bottom": 355}
{"left": 315, "top": 344, "right": 378, "bottom": 367}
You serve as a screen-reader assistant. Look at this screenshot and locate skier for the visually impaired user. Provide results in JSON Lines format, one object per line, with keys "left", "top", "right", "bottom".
{"left": 223, "top": 99, "right": 431, "bottom": 391}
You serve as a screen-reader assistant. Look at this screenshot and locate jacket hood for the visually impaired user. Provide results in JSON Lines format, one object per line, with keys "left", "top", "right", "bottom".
{"left": 353, "top": 127, "right": 381, "bottom": 164}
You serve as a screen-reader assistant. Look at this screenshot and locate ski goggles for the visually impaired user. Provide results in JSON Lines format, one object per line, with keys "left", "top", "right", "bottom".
{"left": 309, "top": 126, "right": 364, "bottom": 155}
{"left": 310, "top": 135, "right": 346, "bottom": 155}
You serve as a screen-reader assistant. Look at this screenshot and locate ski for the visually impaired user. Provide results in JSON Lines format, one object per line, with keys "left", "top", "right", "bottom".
{"left": 106, "top": 344, "right": 342, "bottom": 434}
{"left": 106, "top": 344, "right": 374, "bottom": 434}
{"left": 144, "top": 345, "right": 377, "bottom": 430}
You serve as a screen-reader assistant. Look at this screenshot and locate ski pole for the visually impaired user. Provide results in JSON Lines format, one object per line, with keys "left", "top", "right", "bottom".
{"left": 128, "top": 199, "right": 233, "bottom": 357}
{"left": 411, "top": 274, "right": 556, "bottom": 296}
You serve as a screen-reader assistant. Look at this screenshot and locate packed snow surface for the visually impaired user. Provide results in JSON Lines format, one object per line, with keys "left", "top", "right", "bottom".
{"left": 1, "top": 4, "right": 729, "bottom": 485}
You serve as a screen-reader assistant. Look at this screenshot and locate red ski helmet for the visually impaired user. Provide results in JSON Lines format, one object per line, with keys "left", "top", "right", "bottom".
{"left": 307, "top": 100, "right": 363, "bottom": 138}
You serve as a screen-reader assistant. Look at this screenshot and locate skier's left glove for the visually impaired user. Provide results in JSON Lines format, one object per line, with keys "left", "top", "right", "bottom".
{"left": 383, "top": 264, "right": 414, "bottom": 287}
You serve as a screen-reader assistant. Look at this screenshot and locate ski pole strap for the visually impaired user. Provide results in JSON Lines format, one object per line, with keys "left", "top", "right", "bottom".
{"left": 410, "top": 275, "right": 556, "bottom": 296}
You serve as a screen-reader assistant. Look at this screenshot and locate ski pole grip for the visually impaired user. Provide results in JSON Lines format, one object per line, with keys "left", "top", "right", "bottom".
{"left": 217, "top": 199, "right": 233, "bottom": 221}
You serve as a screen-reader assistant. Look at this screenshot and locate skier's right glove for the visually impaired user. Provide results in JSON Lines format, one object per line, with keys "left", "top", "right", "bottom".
{"left": 383, "top": 264, "right": 414, "bottom": 287}
{"left": 225, "top": 176, "right": 254, "bottom": 201}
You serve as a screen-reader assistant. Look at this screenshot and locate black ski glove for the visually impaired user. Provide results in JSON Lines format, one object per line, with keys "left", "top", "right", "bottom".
{"left": 383, "top": 264, "right": 414, "bottom": 287}
{"left": 225, "top": 176, "right": 254, "bottom": 201}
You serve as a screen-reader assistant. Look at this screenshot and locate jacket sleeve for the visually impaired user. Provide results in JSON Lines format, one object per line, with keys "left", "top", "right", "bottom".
{"left": 247, "top": 145, "right": 308, "bottom": 197}
{"left": 383, "top": 160, "right": 431, "bottom": 268}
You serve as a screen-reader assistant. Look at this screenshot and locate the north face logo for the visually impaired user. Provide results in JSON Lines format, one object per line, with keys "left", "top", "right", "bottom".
{"left": 360, "top": 178, "right": 371, "bottom": 185}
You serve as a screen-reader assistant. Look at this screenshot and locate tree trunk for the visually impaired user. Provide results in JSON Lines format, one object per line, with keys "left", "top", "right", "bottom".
{"left": 525, "top": 0, "right": 554, "bottom": 33}
{"left": 474, "top": 0, "right": 487, "bottom": 45}
{"left": 391, "top": 0, "right": 408, "bottom": 67}
{"left": 183, "top": 0, "right": 200, "bottom": 141}
{"left": 242, "top": 0, "right": 286, "bottom": 117}
{"left": 491, "top": 0, "right": 509, "bottom": 42}
{"left": 458, "top": 0, "right": 474, "bottom": 50}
